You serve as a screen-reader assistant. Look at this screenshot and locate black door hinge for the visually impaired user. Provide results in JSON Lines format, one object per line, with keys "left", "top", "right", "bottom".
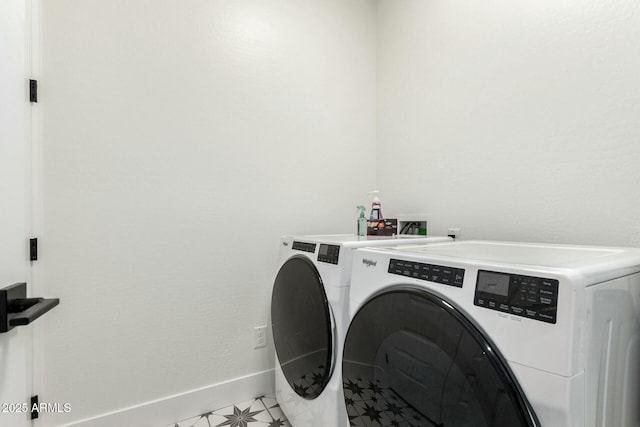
{"left": 30, "top": 395, "right": 39, "bottom": 419}
{"left": 30, "top": 238, "right": 38, "bottom": 261}
{"left": 29, "top": 80, "right": 38, "bottom": 103}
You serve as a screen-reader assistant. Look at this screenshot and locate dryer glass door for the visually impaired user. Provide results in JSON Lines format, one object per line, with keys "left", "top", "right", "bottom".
{"left": 271, "top": 256, "right": 332, "bottom": 400}
{"left": 342, "top": 288, "right": 540, "bottom": 427}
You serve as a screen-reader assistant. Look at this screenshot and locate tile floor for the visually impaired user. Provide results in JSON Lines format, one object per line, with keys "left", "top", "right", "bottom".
{"left": 167, "top": 396, "right": 290, "bottom": 427}
{"left": 168, "top": 376, "right": 434, "bottom": 427}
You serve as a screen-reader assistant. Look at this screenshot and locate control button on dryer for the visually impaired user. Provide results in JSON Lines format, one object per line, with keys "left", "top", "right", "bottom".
{"left": 453, "top": 272, "right": 464, "bottom": 285}
{"left": 541, "top": 279, "right": 556, "bottom": 288}
{"left": 440, "top": 272, "right": 451, "bottom": 284}
{"left": 539, "top": 296, "right": 554, "bottom": 305}
{"left": 539, "top": 288, "right": 555, "bottom": 296}
{"left": 538, "top": 312, "right": 556, "bottom": 323}
{"left": 420, "top": 265, "right": 430, "bottom": 280}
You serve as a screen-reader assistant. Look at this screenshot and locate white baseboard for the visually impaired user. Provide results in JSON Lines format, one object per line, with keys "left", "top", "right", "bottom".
{"left": 60, "top": 369, "right": 275, "bottom": 427}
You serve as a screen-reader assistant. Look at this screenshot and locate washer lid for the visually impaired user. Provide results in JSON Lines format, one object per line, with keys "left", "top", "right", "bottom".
{"left": 394, "top": 241, "right": 626, "bottom": 266}
{"left": 283, "top": 233, "right": 452, "bottom": 248}
{"left": 382, "top": 240, "right": 640, "bottom": 284}
{"left": 271, "top": 256, "right": 333, "bottom": 400}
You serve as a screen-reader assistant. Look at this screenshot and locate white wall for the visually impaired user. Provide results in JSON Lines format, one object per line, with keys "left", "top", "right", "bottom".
{"left": 39, "top": 0, "right": 376, "bottom": 424}
{"left": 377, "top": 0, "right": 640, "bottom": 246}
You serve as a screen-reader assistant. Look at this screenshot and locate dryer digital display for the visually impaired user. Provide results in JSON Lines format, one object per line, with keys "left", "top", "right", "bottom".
{"left": 318, "top": 244, "right": 340, "bottom": 264}
{"left": 474, "top": 270, "right": 559, "bottom": 324}
{"left": 477, "top": 271, "right": 510, "bottom": 296}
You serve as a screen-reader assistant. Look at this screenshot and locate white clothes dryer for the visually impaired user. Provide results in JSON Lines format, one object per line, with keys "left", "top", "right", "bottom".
{"left": 270, "top": 234, "right": 452, "bottom": 427}
{"left": 344, "top": 240, "right": 640, "bottom": 427}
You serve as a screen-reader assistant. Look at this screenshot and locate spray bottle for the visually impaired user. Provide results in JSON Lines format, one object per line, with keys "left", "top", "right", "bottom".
{"left": 356, "top": 205, "right": 367, "bottom": 237}
{"left": 368, "top": 190, "right": 383, "bottom": 221}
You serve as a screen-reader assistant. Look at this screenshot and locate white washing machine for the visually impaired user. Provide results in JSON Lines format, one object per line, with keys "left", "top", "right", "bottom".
{"left": 270, "top": 234, "right": 452, "bottom": 427}
{"left": 344, "top": 240, "right": 640, "bottom": 427}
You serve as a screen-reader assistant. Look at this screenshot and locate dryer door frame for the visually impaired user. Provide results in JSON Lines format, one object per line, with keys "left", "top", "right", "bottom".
{"left": 342, "top": 286, "right": 540, "bottom": 427}
{"left": 271, "top": 255, "right": 333, "bottom": 400}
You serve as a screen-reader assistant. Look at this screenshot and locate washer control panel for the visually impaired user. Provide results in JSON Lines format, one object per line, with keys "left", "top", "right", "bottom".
{"left": 292, "top": 241, "right": 316, "bottom": 253}
{"left": 318, "top": 244, "right": 340, "bottom": 264}
{"left": 388, "top": 259, "right": 465, "bottom": 288}
{"left": 474, "top": 270, "right": 559, "bottom": 324}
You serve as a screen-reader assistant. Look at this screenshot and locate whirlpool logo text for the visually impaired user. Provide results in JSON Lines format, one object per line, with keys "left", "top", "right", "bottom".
{"left": 362, "top": 259, "right": 377, "bottom": 267}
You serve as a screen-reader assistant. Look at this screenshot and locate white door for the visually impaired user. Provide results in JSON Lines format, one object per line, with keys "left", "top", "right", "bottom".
{"left": 0, "top": 1, "right": 35, "bottom": 426}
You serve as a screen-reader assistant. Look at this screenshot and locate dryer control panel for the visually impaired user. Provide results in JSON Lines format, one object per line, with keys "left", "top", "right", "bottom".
{"left": 292, "top": 241, "right": 316, "bottom": 253}
{"left": 388, "top": 259, "right": 465, "bottom": 287}
{"left": 474, "top": 270, "right": 558, "bottom": 324}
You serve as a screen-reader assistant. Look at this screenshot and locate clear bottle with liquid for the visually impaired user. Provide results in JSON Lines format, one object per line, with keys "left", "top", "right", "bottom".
{"left": 356, "top": 205, "right": 367, "bottom": 236}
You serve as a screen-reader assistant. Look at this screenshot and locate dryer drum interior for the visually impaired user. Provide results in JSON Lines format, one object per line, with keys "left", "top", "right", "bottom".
{"left": 271, "top": 256, "right": 333, "bottom": 400}
{"left": 342, "top": 288, "right": 540, "bottom": 427}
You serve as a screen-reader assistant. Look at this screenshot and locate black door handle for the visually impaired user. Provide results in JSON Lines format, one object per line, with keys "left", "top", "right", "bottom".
{"left": 1, "top": 283, "right": 60, "bottom": 333}
{"left": 9, "top": 298, "right": 60, "bottom": 327}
